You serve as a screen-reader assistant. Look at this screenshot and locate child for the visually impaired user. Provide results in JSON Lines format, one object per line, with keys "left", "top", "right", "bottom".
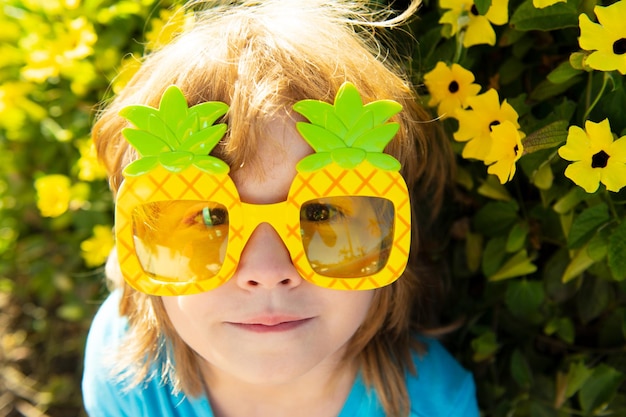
{"left": 82, "top": 1, "right": 479, "bottom": 416}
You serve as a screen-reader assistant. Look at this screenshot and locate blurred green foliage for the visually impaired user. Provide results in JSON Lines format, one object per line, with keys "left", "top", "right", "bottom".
{"left": 1, "top": 0, "right": 625, "bottom": 416}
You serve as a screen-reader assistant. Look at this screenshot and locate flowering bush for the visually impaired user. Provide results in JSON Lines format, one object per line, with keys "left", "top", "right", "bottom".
{"left": 1, "top": 0, "right": 625, "bottom": 415}
{"left": 411, "top": 0, "right": 626, "bottom": 414}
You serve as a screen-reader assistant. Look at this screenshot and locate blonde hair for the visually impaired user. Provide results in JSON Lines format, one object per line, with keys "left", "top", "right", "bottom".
{"left": 94, "top": 1, "right": 454, "bottom": 416}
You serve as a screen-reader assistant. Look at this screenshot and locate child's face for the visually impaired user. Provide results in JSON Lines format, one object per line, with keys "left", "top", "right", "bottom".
{"left": 160, "top": 120, "right": 375, "bottom": 386}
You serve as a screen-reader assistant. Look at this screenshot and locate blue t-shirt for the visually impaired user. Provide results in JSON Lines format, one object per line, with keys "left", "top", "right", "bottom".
{"left": 83, "top": 291, "right": 479, "bottom": 416}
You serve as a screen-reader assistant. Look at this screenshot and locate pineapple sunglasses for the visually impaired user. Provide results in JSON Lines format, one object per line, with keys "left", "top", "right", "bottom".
{"left": 115, "top": 82, "right": 411, "bottom": 296}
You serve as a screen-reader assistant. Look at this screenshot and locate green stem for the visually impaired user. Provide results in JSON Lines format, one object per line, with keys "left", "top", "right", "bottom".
{"left": 582, "top": 72, "right": 609, "bottom": 123}
{"left": 454, "top": 30, "right": 465, "bottom": 64}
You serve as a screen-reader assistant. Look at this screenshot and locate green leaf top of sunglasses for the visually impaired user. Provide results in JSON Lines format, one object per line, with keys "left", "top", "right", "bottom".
{"left": 119, "top": 85, "right": 230, "bottom": 177}
{"left": 293, "top": 82, "right": 403, "bottom": 172}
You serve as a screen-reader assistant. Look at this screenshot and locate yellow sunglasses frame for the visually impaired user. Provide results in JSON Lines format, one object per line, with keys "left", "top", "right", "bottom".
{"left": 115, "top": 161, "right": 411, "bottom": 296}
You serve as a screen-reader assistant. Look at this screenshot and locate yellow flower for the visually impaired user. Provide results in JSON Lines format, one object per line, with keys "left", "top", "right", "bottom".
{"left": 0, "top": 82, "right": 46, "bottom": 139}
{"left": 558, "top": 119, "right": 626, "bottom": 193}
{"left": 81, "top": 225, "right": 114, "bottom": 267}
{"left": 35, "top": 175, "right": 71, "bottom": 218}
{"left": 423, "top": 62, "right": 481, "bottom": 118}
{"left": 454, "top": 89, "right": 520, "bottom": 161}
{"left": 439, "top": 0, "right": 509, "bottom": 47}
{"left": 76, "top": 139, "right": 107, "bottom": 181}
{"left": 21, "top": 16, "right": 97, "bottom": 83}
{"left": 484, "top": 121, "right": 525, "bottom": 184}
{"left": 533, "top": 0, "right": 566, "bottom": 9}
{"left": 579, "top": 1, "right": 626, "bottom": 75}
{"left": 146, "top": 6, "right": 194, "bottom": 52}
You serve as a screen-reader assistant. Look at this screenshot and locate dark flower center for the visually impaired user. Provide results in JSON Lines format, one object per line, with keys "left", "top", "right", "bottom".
{"left": 613, "top": 38, "right": 626, "bottom": 55}
{"left": 488, "top": 120, "right": 501, "bottom": 131}
{"left": 470, "top": 5, "right": 479, "bottom": 15}
{"left": 591, "top": 150, "right": 610, "bottom": 168}
{"left": 448, "top": 81, "right": 460, "bottom": 93}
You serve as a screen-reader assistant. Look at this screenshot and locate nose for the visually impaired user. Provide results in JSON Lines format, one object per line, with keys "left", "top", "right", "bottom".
{"left": 234, "top": 223, "right": 303, "bottom": 290}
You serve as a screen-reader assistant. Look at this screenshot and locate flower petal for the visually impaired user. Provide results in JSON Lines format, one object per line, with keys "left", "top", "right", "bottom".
{"left": 487, "top": 159, "right": 514, "bottom": 184}
{"left": 559, "top": 125, "right": 592, "bottom": 162}
{"left": 586, "top": 51, "right": 626, "bottom": 75}
{"left": 462, "top": 135, "right": 492, "bottom": 160}
{"left": 601, "top": 161, "right": 626, "bottom": 192}
{"left": 564, "top": 160, "right": 601, "bottom": 193}
{"left": 579, "top": 13, "right": 612, "bottom": 52}
{"left": 486, "top": 0, "right": 509, "bottom": 25}
{"left": 609, "top": 136, "right": 626, "bottom": 161}
{"left": 585, "top": 118, "right": 613, "bottom": 151}
{"left": 594, "top": 2, "right": 626, "bottom": 37}
{"left": 464, "top": 16, "right": 496, "bottom": 47}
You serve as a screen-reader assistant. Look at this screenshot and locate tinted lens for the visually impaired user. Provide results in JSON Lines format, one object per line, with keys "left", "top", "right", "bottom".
{"left": 131, "top": 200, "right": 229, "bottom": 282}
{"left": 300, "top": 196, "right": 394, "bottom": 278}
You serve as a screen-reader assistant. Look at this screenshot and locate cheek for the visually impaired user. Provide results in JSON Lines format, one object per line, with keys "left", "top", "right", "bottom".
{"left": 160, "top": 294, "right": 215, "bottom": 335}
{"left": 328, "top": 290, "right": 375, "bottom": 335}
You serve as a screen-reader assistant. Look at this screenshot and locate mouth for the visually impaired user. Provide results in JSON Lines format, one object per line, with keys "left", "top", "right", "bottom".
{"left": 227, "top": 317, "right": 313, "bottom": 333}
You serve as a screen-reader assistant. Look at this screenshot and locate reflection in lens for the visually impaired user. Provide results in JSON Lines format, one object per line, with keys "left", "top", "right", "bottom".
{"left": 300, "top": 196, "right": 394, "bottom": 278}
{"left": 131, "top": 200, "right": 229, "bottom": 282}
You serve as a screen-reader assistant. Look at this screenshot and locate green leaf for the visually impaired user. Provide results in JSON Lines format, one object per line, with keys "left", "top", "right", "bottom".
{"left": 562, "top": 244, "right": 595, "bottom": 283}
{"left": 334, "top": 82, "right": 364, "bottom": 128}
{"left": 121, "top": 128, "right": 171, "bottom": 156}
{"left": 159, "top": 85, "right": 189, "bottom": 134}
{"left": 119, "top": 105, "right": 160, "bottom": 131}
{"left": 471, "top": 330, "right": 499, "bottom": 362}
{"left": 362, "top": 100, "right": 403, "bottom": 125}
{"left": 482, "top": 236, "right": 509, "bottom": 277}
{"left": 510, "top": 349, "right": 533, "bottom": 388}
{"left": 579, "top": 365, "right": 625, "bottom": 414}
{"left": 547, "top": 60, "right": 582, "bottom": 84}
{"left": 351, "top": 123, "right": 400, "bottom": 152}
{"left": 330, "top": 148, "right": 366, "bottom": 169}
{"left": 159, "top": 151, "right": 193, "bottom": 173}
{"left": 189, "top": 101, "right": 229, "bottom": 128}
{"left": 565, "top": 362, "right": 593, "bottom": 399}
{"left": 365, "top": 153, "right": 401, "bottom": 171}
{"left": 577, "top": 276, "right": 612, "bottom": 324}
{"left": 179, "top": 124, "right": 227, "bottom": 155}
{"left": 510, "top": 0, "right": 579, "bottom": 31}
{"left": 505, "top": 279, "right": 545, "bottom": 317}
{"left": 544, "top": 317, "right": 574, "bottom": 344}
{"left": 123, "top": 156, "right": 160, "bottom": 176}
{"left": 477, "top": 176, "right": 513, "bottom": 201}
{"left": 147, "top": 113, "right": 179, "bottom": 148}
{"left": 522, "top": 120, "right": 568, "bottom": 154}
{"left": 506, "top": 222, "right": 528, "bottom": 253}
{"left": 587, "top": 231, "right": 608, "bottom": 262}
{"left": 296, "top": 153, "right": 333, "bottom": 172}
{"left": 567, "top": 203, "right": 609, "bottom": 249}
{"left": 474, "top": 0, "right": 492, "bottom": 15}
{"left": 192, "top": 155, "right": 229, "bottom": 175}
{"left": 177, "top": 112, "right": 199, "bottom": 141}
{"left": 473, "top": 201, "right": 519, "bottom": 236}
{"left": 344, "top": 110, "right": 376, "bottom": 146}
{"left": 531, "top": 162, "right": 554, "bottom": 190}
{"left": 295, "top": 123, "right": 346, "bottom": 151}
{"left": 489, "top": 249, "right": 537, "bottom": 281}
{"left": 529, "top": 75, "right": 584, "bottom": 101}
{"left": 608, "top": 221, "right": 626, "bottom": 281}
{"left": 293, "top": 100, "right": 348, "bottom": 138}
{"left": 553, "top": 186, "right": 588, "bottom": 214}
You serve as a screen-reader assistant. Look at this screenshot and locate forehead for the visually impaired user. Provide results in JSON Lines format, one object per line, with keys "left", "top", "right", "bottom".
{"left": 229, "top": 119, "right": 313, "bottom": 204}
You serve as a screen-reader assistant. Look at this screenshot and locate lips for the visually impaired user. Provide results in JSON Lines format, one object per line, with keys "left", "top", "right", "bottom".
{"left": 227, "top": 316, "right": 313, "bottom": 333}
